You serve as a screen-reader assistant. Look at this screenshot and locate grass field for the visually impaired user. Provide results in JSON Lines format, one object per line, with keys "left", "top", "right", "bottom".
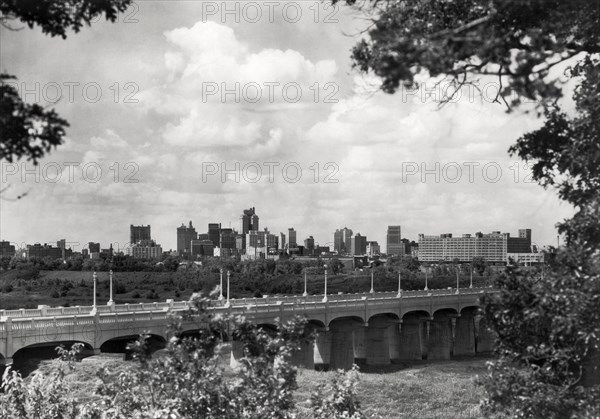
{"left": 19, "top": 354, "right": 500, "bottom": 419}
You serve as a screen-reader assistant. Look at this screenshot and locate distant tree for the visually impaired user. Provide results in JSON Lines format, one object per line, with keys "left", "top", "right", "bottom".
{"left": 471, "top": 257, "right": 486, "bottom": 276}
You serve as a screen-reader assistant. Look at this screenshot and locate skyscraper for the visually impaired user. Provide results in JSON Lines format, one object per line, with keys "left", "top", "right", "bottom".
{"left": 304, "top": 236, "right": 315, "bottom": 255}
{"left": 288, "top": 228, "right": 297, "bottom": 248}
{"left": 208, "top": 223, "right": 221, "bottom": 247}
{"left": 334, "top": 227, "right": 353, "bottom": 254}
{"left": 386, "top": 225, "right": 402, "bottom": 256}
{"left": 351, "top": 233, "right": 367, "bottom": 255}
{"left": 130, "top": 225, "right": 151, "bottom": 245}
{"left": 177, "top": 221, "right": 197, "bottom": 257}
{"left": 239, "top": 207, "right": 259, "bottom": 234}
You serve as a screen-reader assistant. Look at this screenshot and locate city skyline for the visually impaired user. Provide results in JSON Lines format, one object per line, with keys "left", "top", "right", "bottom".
{"left": 0, "top": 2, "right": 573, "bottom": 254}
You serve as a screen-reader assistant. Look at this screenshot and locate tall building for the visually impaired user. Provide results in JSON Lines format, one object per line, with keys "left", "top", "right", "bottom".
{"left": 177, "top": 221, "right": 197, "bottom": 257}
{"left": 280, "top": 233, "right": 286, "bottom": 251}
{"left": 304, "top": 236, "right": 315, "bottom": 255}
{"left": 88, "top": 242, "right": 100, "bottom": 253}
{"left": 507, "top": 228, "right": 533, "bottom": 253}
{"left": 418, "top": 230, "right": 517, "bottom": 263}
{"left": 351, "top": 233, "right": 367, "bottom": 255}
{"left": 208, "top": 223, "right": 221, "bottom": 247}
{"left": 333, "top": 227, "right": 353, "bottom": 254}
{"left": 219, "top": 228, "right": 236, "bottom": 249}
{"left": 386, "top": 225, "right": 402, "bottom": 256}
{"left": 366, "top": 241, "right": 380, "bottom": 257}
{"left": 130, "top": 225, "right": 151, "bottom": 245}
{"left": 288, "top": 228, "right": 297, "bottom": 249}
{"left": 239, "top": 207, "right": 259, "bottom": 235}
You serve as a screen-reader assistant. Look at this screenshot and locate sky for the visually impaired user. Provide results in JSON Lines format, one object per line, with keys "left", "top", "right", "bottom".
{"left": 0, "top": 1, "right": 575, "bottom": 253}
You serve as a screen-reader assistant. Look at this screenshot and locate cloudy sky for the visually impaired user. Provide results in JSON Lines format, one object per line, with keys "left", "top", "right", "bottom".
{"left": 1, "top": 1, "right": 575, "bottom": 252}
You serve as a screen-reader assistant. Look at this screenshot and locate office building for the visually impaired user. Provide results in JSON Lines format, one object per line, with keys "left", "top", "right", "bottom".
{"left": 280, "top": 233, "right": 286, "bottom": 251}
{"left": 386, "top": 225, "right": 402, "bottom": 256}
{"left": 366, "top": 241, "right": 380, "bottom": 257}
{"left": 334, "top": 227, "right": 353, "bottom": 254}
{"left": 219, "top": 228, "right": 236, "bottom": 250}
{"left": 304, "top": 236, "right": 315, "bottom": 255}
{"left": 351, "top": 233, "right": 367, "bottom": 256}
{"left": 191, "top": 239, "right": 214, "bottom": 257}
{"left": 26, "top": 243, "right": 71, "bottom": 259}
{"left": 208, "top": 223, "right": 221, "bottom": 247}
{"left": 239, "top": 207, "right": 259, "bottom": 235}
{"left": 0, "top": 241, "right": 16, "bottom": 258}
{"left": 507, "top": 229, "right": 532, "bottom": 253}
{"left": 130, "top": 225, "right": 151, "bottom": 245}
{"left": 418, "top": 231, "right": 515, "bottom": 263}
{"left": 177, "top": 221, "right": 197, "bottom": 257}
{"left": 288, "top": 228, "right": 297, "bottom": 249}
{"left": 127, "top": 240, "right": 162, "bottom": 259}
{"left": 89, "top": 242, "right": 100, "bottom": 253}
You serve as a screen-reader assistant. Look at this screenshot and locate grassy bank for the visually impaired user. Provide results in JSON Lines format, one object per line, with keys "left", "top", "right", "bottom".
{"left": 16, "top": 354, "right": 500, "bottom": 418}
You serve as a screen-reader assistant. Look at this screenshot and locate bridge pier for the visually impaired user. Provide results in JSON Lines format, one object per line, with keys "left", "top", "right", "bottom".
{"left": 454, "top": 312, "right": 476, "bottom": 356}
{"left": 428, "top": 312, "right": 453, "bottom": 360}
{"left": 476, "top": 316, "right": 495, "bottom": 353}
{"left": 314, "top": 329, "right": 331, "bottom": 371}
{"left": 291, "top": 339, "right": 314, "bottom": 370}
{"left": 398, "top": 317, "right": 426, "bottom": 360}
{"left": 366, "top": 317, "right": 395, "bottom": 365}
{"left": 352, "top": 325, "right": 367, "bottom": 365}
{"left": 328, "top": 320, "right": 358, "bottom": 370}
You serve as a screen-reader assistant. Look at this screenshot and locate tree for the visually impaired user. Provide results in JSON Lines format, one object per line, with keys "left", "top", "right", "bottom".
{"left": 0, "top": 0, "right": 132, "bottom": 165}
{"left": 471, "top": 256, "right": 486, "bottom": 276}
{"left": 333, "top": 0, "right": 600, "bottom": 416}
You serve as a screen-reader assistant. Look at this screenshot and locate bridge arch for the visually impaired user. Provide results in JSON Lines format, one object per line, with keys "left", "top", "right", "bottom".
{"left": 326, "top": 314, "right": 365, "bottom": 329}
{"left": 12, "top": 341, "right": 95, "bottom": 363}
{"left": 100, "top": 333, "right": 166, "bottom": 356}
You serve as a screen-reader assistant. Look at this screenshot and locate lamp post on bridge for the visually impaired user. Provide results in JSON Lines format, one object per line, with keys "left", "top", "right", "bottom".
{"left": 424, "top": 267, "right": 429, "bottom": 291}
{"left": 322, "top": 264, "right": 328, "bottom": 303}
{"left": 91, "top": 271, "right": 97, "bottom": 314}
{"left": 370, "top": 268, "right": 374, "bottom": 294}
{"left": 224, "top": 270, "right": 231, "bottom": 308}
{"left": 469, "top": 264, "right": 473, "bottom": 288}
{"left": 108, "top": 269, "right": 114, "bottom": 305}
{"left": 397, "top": 271, "right": 402, "bottom": 298}
{"left": 219, "top": 268, "right": 224, "bottom": 300}
{"left": 455, "top": 267, "right": 460, "bottom": 295}
{"left": 303, "top": 269, "right": 308, "bottom": 297}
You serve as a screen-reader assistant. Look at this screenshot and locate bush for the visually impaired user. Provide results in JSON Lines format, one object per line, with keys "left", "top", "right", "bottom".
{"left": 131, "top": 291, "right": 140, "bottom": 299}
{"left": 50, "top": 289, "right": 60, "bottom": 298}
{"left": 1, "top": 283, "right": 14, "bottom": 293}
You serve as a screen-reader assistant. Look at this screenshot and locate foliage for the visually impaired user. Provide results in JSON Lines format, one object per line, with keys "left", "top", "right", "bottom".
{"left": 0, "top": 0, "right": 132, "bottom": 166}
{"left": 333, "top": 0, "right": 599, "bottom": 108}
{"left": 0, "top": 74, "right": 69, "bottom": 165}
{"left": 0, "top": 0, "right": 132, "bottom": 39}
{"left": 310, "top": 365, "right": 365, "bottom": 419}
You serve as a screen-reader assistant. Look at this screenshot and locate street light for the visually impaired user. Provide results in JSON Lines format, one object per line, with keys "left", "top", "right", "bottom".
{"left": 224, "top": 270, "right": 231, "bottom": 308}
{"left": 370, "top": 268, "right": 374, "bottom": 294}
{"left": 424, "top": 267, "right": 429, "bottom": 291}
{"left": 303, "top": 269, "right": 308, "bottom": 297}
{"left": 455, "top": 267, "right": 460, "bottom": 294}
{"left": 108, "top": 269, "right": 114, "bottom": 304}
{"left": 91, "top": 271, "right": 97, "bottom": 314}
{"left": 219, "top": 268, "right": 224, "bottom": 300}
{"left": 469, "top": 264, "right": 473, "bottom": 288}
{"left": 322, "top": 264, "right": 328, "bottom": 303}
{"left": 397, "top": 271, "right": 402, "bottom": 298}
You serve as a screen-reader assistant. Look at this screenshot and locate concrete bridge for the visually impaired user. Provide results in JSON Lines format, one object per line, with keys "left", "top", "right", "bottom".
{"left": 0, "top": 287, "right": 498, "bottom": 370}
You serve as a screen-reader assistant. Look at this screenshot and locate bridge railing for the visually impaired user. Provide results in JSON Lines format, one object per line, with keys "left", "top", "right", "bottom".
{"left": 0, "top": 287, "right": 496, "bottom": 321}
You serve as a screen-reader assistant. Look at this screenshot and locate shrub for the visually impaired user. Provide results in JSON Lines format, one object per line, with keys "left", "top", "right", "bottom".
{"left": 131, "top": 291, "right": 141, "bottom": 299}
{"left": 1, "top": 283, "right": 14, "bottom": 293}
